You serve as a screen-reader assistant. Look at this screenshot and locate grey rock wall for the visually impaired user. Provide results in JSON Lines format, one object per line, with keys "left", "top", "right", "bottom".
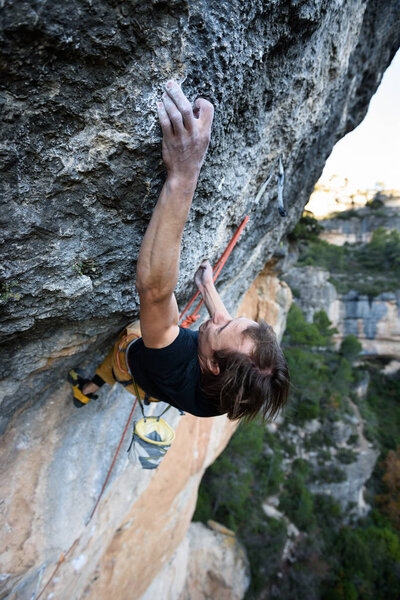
{"left": 1, "top": 1, "right": 399, "bottom": 432}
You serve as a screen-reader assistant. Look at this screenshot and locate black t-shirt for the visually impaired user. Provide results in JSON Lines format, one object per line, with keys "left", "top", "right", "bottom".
{"left": 127, "top": 327, "right": 222, "bottom": 418}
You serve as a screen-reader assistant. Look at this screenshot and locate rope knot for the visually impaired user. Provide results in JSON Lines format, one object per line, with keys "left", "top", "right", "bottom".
{"left": 180, "top": 314, "right": 200, "bottom": 328}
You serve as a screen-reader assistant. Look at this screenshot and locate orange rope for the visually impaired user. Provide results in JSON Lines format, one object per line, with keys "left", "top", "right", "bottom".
{"left": 35, "top": 395, "right": 138, "bottom": 599}
{"left": 179, "top": 214, "right": 250, "bottom": 328}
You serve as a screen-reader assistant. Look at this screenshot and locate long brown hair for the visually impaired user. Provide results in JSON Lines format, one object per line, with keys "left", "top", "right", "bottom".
{"left": 201, "top": 320, "right": 289, "bottom": 421}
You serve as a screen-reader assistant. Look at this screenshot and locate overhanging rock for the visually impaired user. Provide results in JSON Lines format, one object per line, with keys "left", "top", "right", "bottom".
{"left": 1, "top": 2, "right": 400, "bottom": 597}
{"left": 1, "top": 0, "right": 399, "bottom": 429}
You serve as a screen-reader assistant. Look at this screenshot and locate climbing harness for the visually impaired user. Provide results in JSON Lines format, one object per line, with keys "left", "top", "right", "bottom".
{"left": 35, "top": 156, "right": 286, "bottom": 599}
{"left": 127, "top": 378, "right": 177, "bottom": 470}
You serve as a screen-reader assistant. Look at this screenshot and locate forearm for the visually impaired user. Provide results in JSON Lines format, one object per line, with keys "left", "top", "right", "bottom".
{"left": 199, "top": 281, "right": 231, "bottom": 319}
{"left": 136, "top": 174, "right": 198, "bottom": 298}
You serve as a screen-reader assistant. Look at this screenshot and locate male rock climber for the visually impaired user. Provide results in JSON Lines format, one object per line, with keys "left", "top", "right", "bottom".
{"left": 69, "top": 80, "right": 289, "bottom": 421}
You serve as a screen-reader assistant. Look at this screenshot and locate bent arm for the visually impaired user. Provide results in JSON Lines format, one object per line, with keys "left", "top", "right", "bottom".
{"left": 200, "top": 281, "right": 231, "bottom": 320}
{"left": 194, "top": 259, "right": 231, "bottom": 320}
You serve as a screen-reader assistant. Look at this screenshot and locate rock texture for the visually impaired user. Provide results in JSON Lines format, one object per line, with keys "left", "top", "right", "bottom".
{"left": 142, "top": 521, "right": 250, "bottom": 600}
{"left": 308, "top": 397, "right": 378, "bottom": 516}
{"left": 285, "top": 265, "right": 400, "bottom": 358}
{"left": 1, "top": 1, "right": 400, "bottom": 599}
{"left": 283, "top": 191, "right": 400, "bottom": 359}
{"left": 0, "top": 387, "right": 237, "bottom": 600}
{"left": 0, "top": 267, "right": 288, "bottom": 600}
{"left": 1, "top": 0, "right": 400, "bottom": 430}
{"left": 283, "top": 265, "right": 339, "bottom": 324}
{"left": 237, "top": 261, "right": 293, "bottom": 340}
{"left": 316, "top": 194, "right": 400, "bottom": 245}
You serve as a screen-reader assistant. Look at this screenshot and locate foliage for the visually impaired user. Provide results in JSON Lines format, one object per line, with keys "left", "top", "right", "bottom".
{"left": 339, "top": 335, "right": 362, "bottom": 362}
{"left": 315, "top": 464, "right": 347, "bottom": 483}
{"left": 336, "top": 448, "right": 358, "bottom": 465}
{"left": 73, "top": 258, "right": 100, "bottom": 277}
{"left": 0, "top": 280, "right": 21, "bottom": 303}
{"left": 376, "top": 446, "right": 400, "bottom": 530}
{"left": 322, "top": 521, "right": 400, "bottom": 600}
{"left": 297, "top": 227, "right": 400, "bottom": 296}
{"left": 193, "top": 303, "right": 400, "bottom": 599}
{"left": 333, "top": 208, "right": 360, "bottom": 220}
{"left": 288, "top": 214, "right": 324, "bottom": 242}
{"left": 282, "top": 305, "right": 353, "bottom": 425}
{"left": 279, "top": 462, "right": 316, "bottom": 530}
{"left": 193, "top": 418, "right": 287, "bottom": 595}
{"left": 363, "top": 367, "right": 400, "bottom": 451}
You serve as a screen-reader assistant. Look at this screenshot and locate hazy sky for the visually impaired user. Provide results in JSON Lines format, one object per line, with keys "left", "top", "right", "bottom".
{"left": 320, "top": 48, "right": 400, "bottom": 191}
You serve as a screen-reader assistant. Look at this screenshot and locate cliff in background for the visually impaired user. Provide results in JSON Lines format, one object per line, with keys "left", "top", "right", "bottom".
{"left": 284, "top": 191, "right": 400, "bottom": 360}
{"left": 1, "top": 1, "right": 400, "bottom": 598}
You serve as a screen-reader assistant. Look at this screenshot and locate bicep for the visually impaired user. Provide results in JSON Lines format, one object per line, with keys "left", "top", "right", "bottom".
{"left": 139, "top": 290, "right": 180, "bottom": 348}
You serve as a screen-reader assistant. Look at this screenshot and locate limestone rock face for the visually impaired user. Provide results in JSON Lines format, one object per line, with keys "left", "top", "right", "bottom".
{"left": 1, "top": 2, "right": 400, "bottom": 599}
{"left": 141, "top": 521, "right": 250, "bottom": 600}
{"left": 283, "top": 265, "right": 339, "bottom": 324}
{"left": 1, "top": 0, "right": 400, "bottom": 430}
{"left": 180, "top": 522, "right": 250, "bottom": 600}
{"left": 237, "top": 261, "right": 293, "bottom": 339}
{"left": 318, "top": 196, "right": 400, "bottom": 246}
{"left": 0, "top": 386, "right": 237, "bottom": 600}
{"left": 283, "top": 194, "right": 400, "bottom": 357}
{"left": 283, "top": 265, "right": 400, "bottom": 359}
{"left": 307, "top": 398, "right": 378, "bottom": 516}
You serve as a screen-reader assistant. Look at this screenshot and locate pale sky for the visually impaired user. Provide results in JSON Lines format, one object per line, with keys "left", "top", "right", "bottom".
{"left": 320, "top": 48, "right": 400, "bottom": 191}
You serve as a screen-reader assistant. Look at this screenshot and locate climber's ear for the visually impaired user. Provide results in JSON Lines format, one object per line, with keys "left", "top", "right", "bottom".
{"left": 206, "top": 356, "right": 220, "bottom": 376}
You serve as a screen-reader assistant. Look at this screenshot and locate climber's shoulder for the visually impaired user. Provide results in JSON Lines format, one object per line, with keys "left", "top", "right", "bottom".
{"left": 138, "top": 289, "right": 180, "bottom": 349}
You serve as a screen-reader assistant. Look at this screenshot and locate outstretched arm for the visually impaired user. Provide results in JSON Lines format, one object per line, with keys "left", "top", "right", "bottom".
{"left": 136, "top": 81, "right": 214, "bottom": 348}
{"left": 194, "top": 259, "right": 231, "bottom": 320}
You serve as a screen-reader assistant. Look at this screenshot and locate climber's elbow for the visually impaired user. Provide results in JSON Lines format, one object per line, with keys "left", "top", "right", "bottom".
{"left": 136, "top": 280, "right": 172, "bottom": 304}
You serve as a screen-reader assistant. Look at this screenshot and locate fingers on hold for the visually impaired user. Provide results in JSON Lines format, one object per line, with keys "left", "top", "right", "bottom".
{"left": 194, "top": 98, "right": 214, "bottom": 133}
{"left": 157, "top": 102, "right": 172, "bottom": 134}
{"left": 166, "top": 82, "right": 194, "bottom": 129}
{"left": 162, "top": 93, "right": 184, "bottom": 133}
{"left": 194, "top": 98, "right": 214, "bottom": 115}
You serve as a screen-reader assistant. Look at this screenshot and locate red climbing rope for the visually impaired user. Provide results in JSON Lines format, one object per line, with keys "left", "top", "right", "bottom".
{"left": 35, "top": 395, "right": 138, "bottom": 600}
{"left": 87, "top": 396, "right": 138, "bottom": 522}
{"left": 179, "top": 214, "right": 250, "bottom": 327}
{"left": 35, "top": 213, "right": 249, "bottom": 599}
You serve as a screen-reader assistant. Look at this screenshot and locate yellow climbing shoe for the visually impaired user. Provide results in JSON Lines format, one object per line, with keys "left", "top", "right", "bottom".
{"left": 68, "top": 368, "right": 98, "bottom": 408}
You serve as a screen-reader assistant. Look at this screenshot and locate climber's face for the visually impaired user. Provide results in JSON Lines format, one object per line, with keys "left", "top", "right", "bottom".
{"left": 197, "top": 313, "right": 258, "bottom": 375}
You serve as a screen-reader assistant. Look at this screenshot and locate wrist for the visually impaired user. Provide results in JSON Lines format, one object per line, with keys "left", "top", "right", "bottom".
{"left": 202, "top": 280, "right": 215, "bottom": 293}
{"left": 166, "top": 171, "right": 199, "bottom": 194}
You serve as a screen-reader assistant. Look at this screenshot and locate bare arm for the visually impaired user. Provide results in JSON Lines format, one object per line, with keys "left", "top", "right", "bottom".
{"left": 194, "top": 259, "right": 231, "bottom": 320}
{"left": 136, "top": 81, "right": 214, "bottom": 348}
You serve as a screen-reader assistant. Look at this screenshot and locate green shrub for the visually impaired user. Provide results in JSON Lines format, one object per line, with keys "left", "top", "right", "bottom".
{"left": 280, "top": 472, "right": 316, "bottom": 530}
{"left": 340, "top": 335, "right": 362, "bottom": 362}
{"left": 316, "top": 465, "right": 347, "bottom": 483}
{"left": 336, "top": 448, "right": 358, "bottom": 464}
{"left": 334, "top": 208, "right": 360, "bottom": 220}
{"left": 296, "top": 227, "right": 400, "bottom": 295}
{"left": 288, "top": 215, "right": 324, "bottom": 241}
